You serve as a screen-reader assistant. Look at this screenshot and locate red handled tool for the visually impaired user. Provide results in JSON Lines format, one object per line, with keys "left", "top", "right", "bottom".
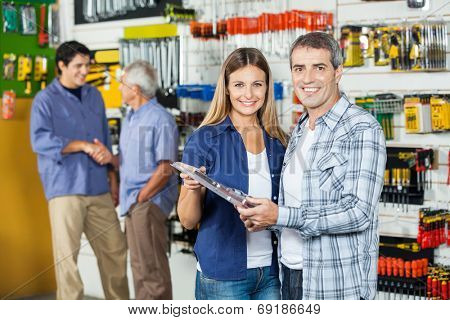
{"left": 38, "top": 5, "right": 48, "bottom": 47}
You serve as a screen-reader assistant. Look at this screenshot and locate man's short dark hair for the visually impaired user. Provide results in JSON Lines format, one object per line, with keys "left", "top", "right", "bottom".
{"left": 55, "top": 41, "right": 90, "bottom": 74}
{"left": 289, "top": 32, "right": 343, "bottom": 70}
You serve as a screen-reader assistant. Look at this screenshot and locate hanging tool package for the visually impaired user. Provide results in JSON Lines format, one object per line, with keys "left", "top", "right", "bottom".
{"left": 119, "top": 37, "right": 179, "bottom": 93}
{"left": 356, "top": 93, "right": 403, "bottom": 140}
{"left": 381, "top": 147, "right": 435, "bottom": 209}
{"left": 83, "top": 0, "right": 158, "bottom": 22}
{"left": 340, "top": 21, "right": 447, "bottom": 71}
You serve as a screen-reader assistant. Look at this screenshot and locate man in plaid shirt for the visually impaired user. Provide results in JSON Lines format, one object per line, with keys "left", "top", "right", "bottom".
{"left": 237, "top": 32, "right": 386, "bottom": 300}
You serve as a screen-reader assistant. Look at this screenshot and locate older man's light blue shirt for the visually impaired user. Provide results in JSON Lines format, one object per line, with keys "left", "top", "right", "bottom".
{"left": 119, "top": 98, "right": 179, "bottom": 216}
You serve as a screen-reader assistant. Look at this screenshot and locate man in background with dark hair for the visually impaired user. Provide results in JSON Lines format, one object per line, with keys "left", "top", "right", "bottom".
{"left": 30, "top": 41, "right": 129, "bottom": 300}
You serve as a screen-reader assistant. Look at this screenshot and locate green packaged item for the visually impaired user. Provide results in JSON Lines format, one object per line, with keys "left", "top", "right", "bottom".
{"left": 2, "top": 2, "right": 18, "bottom": 32}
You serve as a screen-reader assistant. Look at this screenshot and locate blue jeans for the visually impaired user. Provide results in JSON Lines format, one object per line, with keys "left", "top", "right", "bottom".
{"left": 195, "top": 267, "right": 281, "bottom": 300}
{"left": 281, "top": 263, "right": 303, "bottom": 300}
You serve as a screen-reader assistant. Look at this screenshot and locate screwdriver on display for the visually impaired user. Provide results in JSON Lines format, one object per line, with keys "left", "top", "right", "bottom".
{"left": 402, "top": 168, "right": 410, "bottom": 212}
{"left": 386, "top": 169, "right": 393, "bottom": 206}
{"left": 397, "top": 168, "right": 404, "bottom": 211}
{"left": 424, "top": 152, "right": 431, "bottom": 189}
{"left": 415, "top": 153, "right": 422, "bottom": 191}
{"left": 383, "top": 169, "right": 389, "bottom": 206}
{"left": 391, "top": 168, "right": 397, "bottom": 207}
{"left": 379, "top": 242, "right": 420, "bottom": 252}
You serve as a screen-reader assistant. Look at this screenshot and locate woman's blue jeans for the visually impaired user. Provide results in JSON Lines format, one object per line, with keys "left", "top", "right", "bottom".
{"left": 195, "top": 266, "right": 281, "bottom": 300}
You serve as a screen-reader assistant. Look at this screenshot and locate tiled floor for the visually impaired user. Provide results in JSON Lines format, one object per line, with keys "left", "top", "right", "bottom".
{"left": 18, "top": 293, "right": 99, "bottom": 300}
{"left": 18, "top": 293, "right": 55, "bottom": 300}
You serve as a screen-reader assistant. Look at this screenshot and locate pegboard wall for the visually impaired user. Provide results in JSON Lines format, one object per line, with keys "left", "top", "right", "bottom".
{"left": 178, "top": 0, "right": 450, "bottom": 243}
{"left": 61, "top": 0, "right": 167, "bottom": 50}
{"left": 66, "top": 0, "right": 449, "bottom": 257}
{"left": 0, "top": 0, "right": 56, "bottom": 98}
{"left": 336, "top": 0, "right": 450, "bottom": 241}
{"left": 45, "top": 1, "right": 450, "bottom": 301}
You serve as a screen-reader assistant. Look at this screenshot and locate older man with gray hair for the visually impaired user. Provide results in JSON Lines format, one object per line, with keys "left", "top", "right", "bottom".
{"left": 118, "top": 60, "right": 178, "bottom": 299}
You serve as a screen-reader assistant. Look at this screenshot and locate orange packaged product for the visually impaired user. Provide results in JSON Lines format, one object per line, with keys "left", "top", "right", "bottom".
{"left": 2, "top": 90, "right": 16, "bottom": 120}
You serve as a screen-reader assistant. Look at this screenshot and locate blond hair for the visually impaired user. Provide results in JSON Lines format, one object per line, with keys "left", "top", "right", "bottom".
{"left": 199, "top": 48, "right": 288, "bottom": 146}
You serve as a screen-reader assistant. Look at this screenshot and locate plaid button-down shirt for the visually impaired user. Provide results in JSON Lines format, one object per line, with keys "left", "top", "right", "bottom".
{"left": 277, "top": 95, "right": 386, "bottom": 300}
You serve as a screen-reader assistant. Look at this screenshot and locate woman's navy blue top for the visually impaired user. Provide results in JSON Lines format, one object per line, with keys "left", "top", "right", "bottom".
{"left": 182, "top": 116, "right": 286, "bottom": 280}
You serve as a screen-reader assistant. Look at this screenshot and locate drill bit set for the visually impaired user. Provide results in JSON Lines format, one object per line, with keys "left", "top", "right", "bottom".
{"left": 404, "top": 94, "right": 432, "bottom": 133}
{"left": 430, "top": 95, "right": 450, "bottom": 132}
{"left": 404, "top": 94, "right": 450, "bottom": 133}
{"left": 340, "top": 21, "right": 447, "bottom": 71}
{"left": 382, "top": 147, "right": 434, "bottom": 209}
{"left": 417, "top": 208, "right": 449, "bottom": 249}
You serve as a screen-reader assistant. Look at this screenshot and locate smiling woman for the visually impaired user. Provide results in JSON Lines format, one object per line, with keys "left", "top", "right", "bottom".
{"left": 200, "top": 48, "right": 287, "bottom": 147}
{"left": 227, "top": 65, "right": 267, "bottom": 118}
{"left": 177, "top": 48, "right": 287, "bottom": 300}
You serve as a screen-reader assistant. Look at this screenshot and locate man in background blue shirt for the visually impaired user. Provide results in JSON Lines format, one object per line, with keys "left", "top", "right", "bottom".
{"left": 117, "top": 60, "right": 178, "bottom": 299}
{"left": 30, "top": 41, "right": 129, "bottom": 300}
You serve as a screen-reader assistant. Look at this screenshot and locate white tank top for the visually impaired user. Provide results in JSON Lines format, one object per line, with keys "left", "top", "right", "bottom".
{"left": 246, "top": 149, "right": 273, "bottom": 269}
{"left": 280, "top": 121, "right": 315, "bottom": 269}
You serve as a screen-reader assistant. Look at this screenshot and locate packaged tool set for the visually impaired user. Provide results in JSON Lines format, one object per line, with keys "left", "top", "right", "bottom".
{"left": 1, "top": 89, "right": 16, "bottom": 120}
{"left": 356, "top": 93, "right": 404, "bottom": 140}
{"left": 377, "top": 255, "right": 449, "bottom": 300}
{"left": 377, "top": 234, "right": 448, "bottom": 300}
{"left": 381, "top": 147, "right": 434, "bottom": 209}
{"left": 189, "top": 9, "right": 333, "bottom": 60}
{"left": 119, "top": 37, "right": 180, "bottom": 92}
{"left": 340, "top": 21, "right": 447, "bottom": 71}
{"left": 418, "top": 208, "right": 449, "bottom": 250}
{"left": 82, "top": 0, "right": 159, "bottom": 23}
